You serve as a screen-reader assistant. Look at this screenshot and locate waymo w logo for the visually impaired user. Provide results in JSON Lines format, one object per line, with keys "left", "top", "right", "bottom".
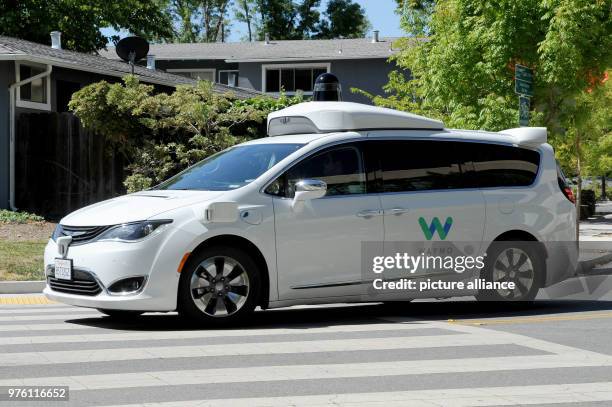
{"left": 418, "top": 217, "right": 453, "bottom": 240}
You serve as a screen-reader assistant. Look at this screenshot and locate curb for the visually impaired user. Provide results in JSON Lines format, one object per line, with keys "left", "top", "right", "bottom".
{"left": 0, "top": 280, "right": 45, "bottom": 294}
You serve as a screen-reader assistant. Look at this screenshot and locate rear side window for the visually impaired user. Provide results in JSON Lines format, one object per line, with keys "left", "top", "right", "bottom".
{"left": 378, "top": 140, "right": 463, "bottom": 192}
{"left": 468, "top": 143, "right": 540, "bottom": 188}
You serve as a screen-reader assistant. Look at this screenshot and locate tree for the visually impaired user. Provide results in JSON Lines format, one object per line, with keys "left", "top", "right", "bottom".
{"left": 256, "top": 0, "right": 299, "bottom": 40}
{"left": 395, "top": 0, "right": 435, "bottom": 36}
{"left": 68, "top": 76, "right": 303, "bottom": 191}
{"left": 168, "top": 0, "right": 201, "bottom": 42}
{"left": 168, "top": 0, "right": 231, "bottom": 43}
{"left": 296, "top": 0, "right": 321, "bottom": 39}
{"left": 234, "top": 0, "right": 258, "bottom": 41}
{"left": 0, "top": 0, "right": 172, "bottom": 52}
{"left": 316, "top": 0, "right": 370, "bottom": 39}
{"left": 371, "top": 0, "right": 611, "bottom": 240}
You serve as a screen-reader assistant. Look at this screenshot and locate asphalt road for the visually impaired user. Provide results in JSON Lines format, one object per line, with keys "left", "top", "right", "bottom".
{"left": 2, "top": 298, "right": 612, "bottom": 406}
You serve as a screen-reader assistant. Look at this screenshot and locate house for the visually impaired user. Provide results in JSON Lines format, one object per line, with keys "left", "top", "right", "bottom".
{"left": 100, "top": 32, "right": 400, "bottom": 104}
{"left": 0, "top": 33, "right": 260, "bottom": 212}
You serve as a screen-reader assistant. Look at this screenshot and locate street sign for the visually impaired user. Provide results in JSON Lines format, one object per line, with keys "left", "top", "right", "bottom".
{"left": 515, "top": 64, "right": 534, "bottom": 97}
{"left": 515, "top": 79, "right": 533, "bottom": 97}
{"left": 515, "top": 64, "right": 534, "bottom": 82}
{"left": 519, "top": 95, "right": 530, "bottom": 126}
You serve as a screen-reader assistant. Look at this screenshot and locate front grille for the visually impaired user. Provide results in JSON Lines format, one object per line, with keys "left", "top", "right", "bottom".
{"left": 48, "top": 268, "right": 102, "bottom": 296}
{"left": 58, "top": 225, "right": 112, "bottom": 245}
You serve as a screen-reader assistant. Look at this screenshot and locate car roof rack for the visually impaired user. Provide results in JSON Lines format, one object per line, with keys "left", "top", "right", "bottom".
{"left": 267, "top": 102, "right": 444, "bottom": 136}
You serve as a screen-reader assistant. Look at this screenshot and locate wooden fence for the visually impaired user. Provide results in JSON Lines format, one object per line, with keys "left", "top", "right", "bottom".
{"left": 16, "top": 112, "right": 125, "bottom": 219}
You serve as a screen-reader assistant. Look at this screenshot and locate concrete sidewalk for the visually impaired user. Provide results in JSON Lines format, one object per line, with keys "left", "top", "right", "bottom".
{"left": 580, "top": 200, "right": 612, "bottom": 233}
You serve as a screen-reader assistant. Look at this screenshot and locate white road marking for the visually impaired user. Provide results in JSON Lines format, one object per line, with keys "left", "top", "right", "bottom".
{"left": 95, "top": 381, "right": 612, "bottom": 407}
{"left": 2, "top": 333, "right": 514, "bottom": 366}
{"left": 0, "top": 321, "right": 438, "bottom": 345}
{"left": 2, "top": 351, "right": 612, "bottom": 390}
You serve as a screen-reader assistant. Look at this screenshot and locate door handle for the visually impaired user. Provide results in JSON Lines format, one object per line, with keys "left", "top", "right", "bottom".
{"left": 386, "top": 207, "right": 409, "bottom": 215}
{"left": 356, "top": 209, "right": 383, "bottom": 218}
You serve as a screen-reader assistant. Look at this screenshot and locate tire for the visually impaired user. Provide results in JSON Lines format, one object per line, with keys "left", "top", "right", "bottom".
{"left": 475, "top": 240, "right": 544, "bottom": 302}
{"left": 177, "top": 245, "right": 260, "bottom": 325}
{"left": 97, "top": 309, "right": 144, "bottom": 319}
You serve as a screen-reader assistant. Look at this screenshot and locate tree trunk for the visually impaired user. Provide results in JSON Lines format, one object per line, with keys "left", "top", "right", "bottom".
{"left": 602, "top": 175, "right": 607, "bottom": 200}
{"left": 575, "top": 132, "right": 582, "bottom": 245}
{"left": 212, "top": 1, "right": 229, "bottom": 42}
{"left": 243, "top": 0, "right": 252, "bottom": 42}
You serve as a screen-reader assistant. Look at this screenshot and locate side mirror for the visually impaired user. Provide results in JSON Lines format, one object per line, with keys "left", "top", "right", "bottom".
{"left": 292, "top": 179, "right": 327, "bottom": 211}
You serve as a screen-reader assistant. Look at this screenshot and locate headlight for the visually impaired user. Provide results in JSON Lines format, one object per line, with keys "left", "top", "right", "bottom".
{"left": 96, "top": 220, "right": 172, "bottom": 242}
{"left": 51, "top": 224, "right": 62, "bottom": 241}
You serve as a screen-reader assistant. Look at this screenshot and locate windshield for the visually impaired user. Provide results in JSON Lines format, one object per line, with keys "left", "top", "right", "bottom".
{"left": 155, "top": 143, "right": 304, "bottom": 191}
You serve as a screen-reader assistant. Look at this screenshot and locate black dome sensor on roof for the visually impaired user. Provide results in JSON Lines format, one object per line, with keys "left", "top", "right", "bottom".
{"left": 116, "top": 36, "right": 149, "bottom": 74}
{"left": 313, "top": 73, "right": 342, "bottom": 102}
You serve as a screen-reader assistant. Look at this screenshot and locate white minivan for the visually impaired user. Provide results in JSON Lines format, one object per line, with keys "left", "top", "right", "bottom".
{"left": 44, "top": 101, "right": 578, "bottom": 323}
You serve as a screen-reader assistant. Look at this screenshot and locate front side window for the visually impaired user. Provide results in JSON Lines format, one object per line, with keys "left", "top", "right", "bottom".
{"left": 268, "top": 144, "right": 367, "bottom": 198}
{"left": 264, "top": 66, "right": 328, "bottom": 94}
{"left": 155, "top": 143, "right": 303, "bottom": 191}
{"left": 379, "top": 140, "right": 463, "bottom": 192}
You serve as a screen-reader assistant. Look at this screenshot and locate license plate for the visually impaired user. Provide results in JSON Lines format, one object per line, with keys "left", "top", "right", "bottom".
{"left": 54, "top": 258, "right": 73, "bottom": 280}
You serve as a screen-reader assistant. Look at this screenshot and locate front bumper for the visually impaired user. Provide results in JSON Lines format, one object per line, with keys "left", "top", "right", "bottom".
{"left": 43, "top": 224, "right": 199, "bottom": 312}
{"left": 43, "top": 285, "right": 169, "bottom": 311}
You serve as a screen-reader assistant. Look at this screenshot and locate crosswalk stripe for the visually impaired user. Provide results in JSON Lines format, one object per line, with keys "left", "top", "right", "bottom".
{"left": 0, "top": 311, "right": 102, "bottom": 322}
{"left": 0, "top": 321, "right": 441, "bottom": 345}
{"left": 3, "top": 352, "right": 612, "bottom": 391}
{"left": 1, "top": 333, "right": 515, "bottom": 366}
{"left": 4, "top": 303, "right": 610, "bottom": 406}
{"left": 0, "top": 322, "right": 96, "bottom": 332}
{"left": 97, "top": 381, "right": 612, "bottom": 407}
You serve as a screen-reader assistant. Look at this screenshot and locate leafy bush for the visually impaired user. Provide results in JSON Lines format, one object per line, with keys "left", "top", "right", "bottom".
{"left": 0, "top": 210, "right": 44, "bottom": 224}
{"left": 69, "top": 76, "right": 303, "bottom": 192}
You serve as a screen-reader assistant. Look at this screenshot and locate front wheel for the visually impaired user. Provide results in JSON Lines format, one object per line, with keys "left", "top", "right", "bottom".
{"left": 178, "top": 246, "right": 260, "bottom": 325}
{"left": 476, "top": 241, "right": 544, "bottom": 302}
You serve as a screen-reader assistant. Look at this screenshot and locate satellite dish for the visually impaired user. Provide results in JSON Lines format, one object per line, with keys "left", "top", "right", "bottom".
{"left": 116, "top": 36, "right": 149, "bottom": 74}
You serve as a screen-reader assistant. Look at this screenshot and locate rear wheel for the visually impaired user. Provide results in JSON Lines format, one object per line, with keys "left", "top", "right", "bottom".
{"left": 178, "top": 246, "right": 260, "bottom": 325}
{"left": 476, "top": 240, "right": 544, "bottom": 302}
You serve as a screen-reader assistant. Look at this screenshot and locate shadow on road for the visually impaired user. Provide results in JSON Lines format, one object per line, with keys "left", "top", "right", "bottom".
{"left": 65, "top": 299, "right": 612, "bottom": 332}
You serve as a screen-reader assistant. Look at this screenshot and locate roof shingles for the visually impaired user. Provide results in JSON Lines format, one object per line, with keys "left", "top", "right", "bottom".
{"left": 101, "top": 37, "right": 401, "bottom": 62}
{"left": 0, "top": 36, "right": 260, "bottom": 98}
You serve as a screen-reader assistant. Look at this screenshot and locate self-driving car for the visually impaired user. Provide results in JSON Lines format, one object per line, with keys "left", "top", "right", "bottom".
{"left": 44, "top": 100, "right": 577, "bottom": 323}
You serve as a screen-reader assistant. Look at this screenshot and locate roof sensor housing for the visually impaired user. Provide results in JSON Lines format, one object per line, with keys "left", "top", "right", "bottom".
{"left": 313, "top": 73, "right": 342, "bottom": 102}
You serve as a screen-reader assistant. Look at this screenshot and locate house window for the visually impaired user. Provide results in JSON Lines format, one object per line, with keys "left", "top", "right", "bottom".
{"left": 167, "top": 69, "right": 216, "bottom": 82}
{"left": 262, "top": 63, "right": 330, "bottom": 94}
{"left": 16, "top": 62, "right": 51, "bottom": 110}
{"left": 219, "top": 70, "right": 239, "bottom": 87}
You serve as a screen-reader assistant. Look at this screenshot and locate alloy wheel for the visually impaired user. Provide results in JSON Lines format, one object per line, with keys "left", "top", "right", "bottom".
{"left": 491, "top": 247, "right": 535, "bottom": 300}
{"left": 189, "top": 256, "right": 250, "bottom": 317}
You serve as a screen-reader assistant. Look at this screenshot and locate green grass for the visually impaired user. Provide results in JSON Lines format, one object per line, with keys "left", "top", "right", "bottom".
{"left": 0, "top": 240, "right": 47, "bottom": 281}
{"left": 0, "top": 210, "right": 44, "bottom": 224}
